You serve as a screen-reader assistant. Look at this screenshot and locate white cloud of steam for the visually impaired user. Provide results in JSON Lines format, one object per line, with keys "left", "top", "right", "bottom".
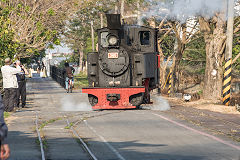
{"left": 143, "top": 0, "right": 225, "bottom": 23}
{"left": 61, "top": 94, "right": 92, "bottom": 111}
{"left": 150, "top": 95, "right": 171, "bottom": 111}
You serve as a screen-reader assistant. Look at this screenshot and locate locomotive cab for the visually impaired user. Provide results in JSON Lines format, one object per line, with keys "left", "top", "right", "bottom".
{"left": 82, "top": 14, "right": 159, "bottom": 109}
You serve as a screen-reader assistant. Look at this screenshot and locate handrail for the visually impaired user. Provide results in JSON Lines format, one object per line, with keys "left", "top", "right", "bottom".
{"left": 50, "top": 65, "right": 66, "bottom": 88}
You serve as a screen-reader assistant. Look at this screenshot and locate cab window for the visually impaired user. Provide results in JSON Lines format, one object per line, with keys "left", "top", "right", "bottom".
{"left": 100, "top": 31, "right": 109, "bottom": 47}
{"left": 140, "top": 31, "right": 150, "bottom": 45}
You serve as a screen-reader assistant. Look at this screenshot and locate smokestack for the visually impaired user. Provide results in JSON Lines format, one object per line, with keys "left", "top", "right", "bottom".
{"left": 106, "top": 14, "right": 121, "bottom": 29}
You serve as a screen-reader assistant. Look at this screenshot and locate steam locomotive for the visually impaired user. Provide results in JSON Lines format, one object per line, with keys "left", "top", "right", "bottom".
{"left": 82, "top": 14, "right": 160, "bottom": 109}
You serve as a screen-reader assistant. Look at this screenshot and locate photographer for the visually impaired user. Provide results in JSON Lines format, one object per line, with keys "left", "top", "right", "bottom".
{"left": 1, "top": 58, "right": 22, "bottom": 112}
{"left": 15, "top": 60, "right": 28, "bottom": 109}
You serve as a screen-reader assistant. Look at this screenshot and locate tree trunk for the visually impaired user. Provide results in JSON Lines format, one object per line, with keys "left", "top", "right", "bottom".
{"left": 172, "top": 41, "right": 185, "bottom": 92}
{"left": 199, "top": 15, "right": 226, "bottom": 101}
{"left": 170, "top": 23, "right": 186, "bottom": 93}
{"left": 158, "top": 46, "right": 166, "bottom": 88}
{"left": 79, "top": 50, "right": 84, "bottom": 72}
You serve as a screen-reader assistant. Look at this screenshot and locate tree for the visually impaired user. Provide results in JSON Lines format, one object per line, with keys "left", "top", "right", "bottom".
{"left": 64, "top": 0, "right": 116, "bottom": 71}
{"left": 170, "top": 19, "right": 201, "bottom": 92}
{"left": 0, "top": 5, "right": 20, "bottom": 65}
{"left": 0, "top": 0, "right": 79, "bottom": 58}
{"left": 232, "top": 13, "right": 240, "bottom": 72}
{"left": 198, "top": 12, "right": 226, "bottom": 101}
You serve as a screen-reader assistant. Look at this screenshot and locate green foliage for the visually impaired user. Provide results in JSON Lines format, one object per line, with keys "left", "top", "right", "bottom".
{"left": 184, "top": 35, "right": 206, "bottom": 64}
{"left": 4, "top": 112, "right": 10, "bottom": 119}
{"left": 39, "top": 118, "right": 62, "bottom": 130}
{"left": 68, "top": 53, "right": 79, "bottom": 64}
{"left": 160, "top": 34, "right": 175, "bottom": 57}
{"left": 197, "top": 90, "right": 203, "bottom": 95}
{"left": 83, "top": 37, "right": 97, "bottom": 55}
{"left": 64, "top": 0, "right": 115, "bottom": 64}
{"left": 0, "top": 1, "right": 65, "bottom": 65}
{"left": 74, "top": 72, "right": 88, "bottom": 88}
{"left": 233, "top": 35, "right": 240, "bottom": 71}
{"left": 64, "top": 122, "right": 73, "bottom": 129}
{"left": 48, "top": 8, "right": 55, "bottom": 16}
{"left": 126, "top": 0, "right": 142, "bottom": 3}
{"left": 0, "top": 7, "right": 20, "bottom": 66}
{"left": 59, "top": 59, "right": 69, "bottom": 69}
{"left": 0, "top": 0, "right": 78, "bottom": 64}
{"left": 180, "top": 34, "right": 206, "bottom": 74}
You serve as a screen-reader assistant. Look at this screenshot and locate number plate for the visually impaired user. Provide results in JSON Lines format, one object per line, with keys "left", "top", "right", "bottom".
{"left": 108, "top": 52, "right": 118, "bottom": 59}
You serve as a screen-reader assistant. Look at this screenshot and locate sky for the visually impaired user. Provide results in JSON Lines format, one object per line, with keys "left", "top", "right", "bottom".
{"left": 47, "top": 44, "right": 73, "bottom": 54}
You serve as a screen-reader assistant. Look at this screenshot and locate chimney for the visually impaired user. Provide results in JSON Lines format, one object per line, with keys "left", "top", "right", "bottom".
{"left": 106, "top": 14, "right": 121, "bottom": 30}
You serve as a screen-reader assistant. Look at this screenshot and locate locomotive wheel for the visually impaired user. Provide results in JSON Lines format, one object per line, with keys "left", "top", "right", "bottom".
{"left": 88, "top": 94, "right": 98, "bottom": 106}
{"left": 129, "top": 93, "right": 144, "bottom": 107}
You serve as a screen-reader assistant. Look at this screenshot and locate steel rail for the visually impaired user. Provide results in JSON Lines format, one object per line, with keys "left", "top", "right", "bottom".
{"left": 66, "top": 119, "right": 98, "bottom": 160}
{"left": 35, "top": 113, "right": 45, "bottom": 160}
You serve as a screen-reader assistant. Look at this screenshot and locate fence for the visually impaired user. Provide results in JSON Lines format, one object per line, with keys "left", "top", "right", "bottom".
{"left": 50, "top": 65, "right": 66, "bottom": 88}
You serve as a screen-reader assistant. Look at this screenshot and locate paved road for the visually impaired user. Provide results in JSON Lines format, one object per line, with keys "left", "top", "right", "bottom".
{"left": 6, "top": 76, "right": 240, "bottom": 160}
{"left": 73, "top": 110, "right": 240, "bottom": 160}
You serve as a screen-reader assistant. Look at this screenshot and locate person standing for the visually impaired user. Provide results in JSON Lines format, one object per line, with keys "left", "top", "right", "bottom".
{"left": 1, "top": 58, "right": 21, "bottom": 112}
{"left": 0, "top": 95, "right": 10, "bottom": 159}
{"left": 15, "top": 60, "right": 28, "bottom": 109}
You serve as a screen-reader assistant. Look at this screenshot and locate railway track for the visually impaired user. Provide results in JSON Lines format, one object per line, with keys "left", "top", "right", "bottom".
{"left": 35, "top": 112, "right": 46, "bottom": 160}
{"left": 35, "top": 110, "right": 124, "bottom": 160}
{"left": 66, "top": 110, "right": 127, "bottom": 160}
{"left": 66, "top": 118, "right": 98, "bottom": 160}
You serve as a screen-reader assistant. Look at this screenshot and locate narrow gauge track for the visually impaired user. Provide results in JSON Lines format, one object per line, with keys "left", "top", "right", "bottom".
{"left": 65, "top": 110, "right": 127, "bottom": 160}
{"left": 35, "top": 110, "right": 125, "bottom": 160}
{"left": 68, "top": 110, "right": 125, "bottom": 126}
{"left": 35, "top": 112, "right": 45, "bottom": 160}
{"left": 66, "top": 118, "right": 98, "bottom": 160}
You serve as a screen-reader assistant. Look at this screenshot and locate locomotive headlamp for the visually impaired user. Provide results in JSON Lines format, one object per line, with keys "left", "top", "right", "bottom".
{"left": 108, "top": 35, "right": 118, "bottom": 46}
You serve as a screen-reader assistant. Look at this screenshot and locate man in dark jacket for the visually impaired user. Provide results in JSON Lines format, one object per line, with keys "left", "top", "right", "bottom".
{"left": 0, "top": 95, "right": 10, "bottom": 159}
{"left": 15, "top": 60, "right": 28, "bottom": 109}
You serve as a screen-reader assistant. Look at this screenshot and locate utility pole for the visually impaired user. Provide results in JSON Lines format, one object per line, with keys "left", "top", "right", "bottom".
{"left": 137, "top": 0, "right": 141, "bottom": 25}
{"left": 91, "top": 21, "right": 95, "bottom": 52}
{"left": 223, "top": 0, "right": 234, "bottom": 106}
{"left": 225, "top": 0, "right": 234, "bottom": 60}
{"left": 121, "top": 0, "right": 125, "bottom": 17}
{"left": 100, "top": 14, "right": 103, "bottom": 28}
{"left": 115, "top": 5, "right": 118, "bottom": 14}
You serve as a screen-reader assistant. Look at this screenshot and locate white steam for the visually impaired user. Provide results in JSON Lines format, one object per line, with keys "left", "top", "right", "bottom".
{"left": 143, "top": 0, "right": 225, "bottom": 23}
{"left": 61, "top": 94, "right": 92, "bottom": 111}
{"left": 150, "top": 95, "right": 171, "bottom": 111}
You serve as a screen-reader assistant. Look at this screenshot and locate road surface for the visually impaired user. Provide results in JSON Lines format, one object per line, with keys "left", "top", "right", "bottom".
{"left": 6, "top": 75, "right": 240, "bottom": 160}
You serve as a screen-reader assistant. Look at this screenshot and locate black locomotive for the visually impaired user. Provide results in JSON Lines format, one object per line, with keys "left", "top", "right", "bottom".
{"left": 82, "top": 14, "right": 159, "bottom": 109}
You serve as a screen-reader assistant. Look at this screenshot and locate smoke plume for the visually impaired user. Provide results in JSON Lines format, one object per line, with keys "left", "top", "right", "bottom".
{"left": 143, "top": 0, "right": 225, "bottom": 23}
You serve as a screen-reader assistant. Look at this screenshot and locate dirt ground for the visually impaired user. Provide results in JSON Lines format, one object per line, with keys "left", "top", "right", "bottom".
{"left": 162, "top": 96, "right": 240, "bottom": 142}
{"left": 166, "top": 97, "right": 240, "bottom": 115}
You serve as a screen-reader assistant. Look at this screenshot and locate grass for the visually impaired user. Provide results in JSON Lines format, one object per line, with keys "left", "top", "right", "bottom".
{"left": 39, "top": 117, "right": 62, "bottom": 130}
{"left": 35, "top": 138, "right": 48, "bottom": 150}
{"left": 64, "top": 122, "right": 73, "bottom": 129}
{"left": 4, "top": 112, "right": 10, "bottom": 119}
{"left": 74, "top": 72, "right": 88, "bottom": 88}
